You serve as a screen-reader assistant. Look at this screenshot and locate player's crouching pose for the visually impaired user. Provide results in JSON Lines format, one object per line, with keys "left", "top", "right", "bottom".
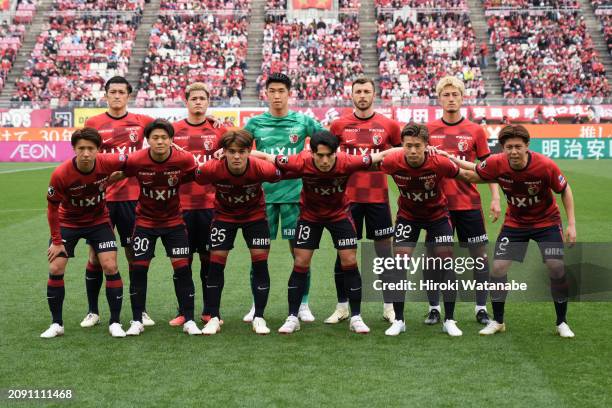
{"left": 439, "top": 125, "right": 577, "bottom": 338}
{"left": 43, "top": 128, "right": 128, "bottom": 338}
{"left": 120, "top": 119, "right": 201, "bottom": 336}
{"left": 380, "top": 123, "right": 472, "bottom": 337}
{"left": 254, "top": 131, "right": 392, "bottom": 334}
{"left": 188, "top": 129, "right": 285, "bottom": 335}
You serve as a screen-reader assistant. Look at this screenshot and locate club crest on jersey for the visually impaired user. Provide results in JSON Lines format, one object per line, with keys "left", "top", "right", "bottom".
{"left": 372, "top": 135, "right": 383, "bottom": 145}
{"left": 203, "top": 141, "right": 213, "bottom": 151}
{"left": 48, "top": 186, "right": 55, "bottom": 197}
{"left": 289, "top": 134, "right": 299, "bottom": 144}
{"left": 424, "top": 179, "right": 435, "bottom": 191}
{"left": 457, "top": 141, "right": 467, "bottom": 152}
{"left": 527, "top": 185, "right": 540, "bottom": 196}
{"left": 168, "top": 175, "right": 179, "bottom": 187}
{"left": 129, "top": 130, "right": 138, "bottom": 143}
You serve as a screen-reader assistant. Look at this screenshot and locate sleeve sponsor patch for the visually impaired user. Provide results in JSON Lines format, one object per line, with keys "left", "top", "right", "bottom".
{"left": 47, "top": 186, "right": 55, "bottom": 197}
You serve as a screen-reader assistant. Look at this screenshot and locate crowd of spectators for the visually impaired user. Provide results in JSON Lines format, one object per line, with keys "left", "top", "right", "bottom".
{"left": 160, "top": 0, "right": 250, "bottom": 11}
{"left": 489, "top": 11, "right": 610, "bottom": 100}
{"left": 257, "top": 14, "right": 363, "bottom": 102}
{"left": 482, "top": 0, "right": 578, "bottom": 8}
{"left": 375, "top": 0, "right": 467, "bottom": 9}
{"left": 590, "top": 1, "right": 612, "bottom": 56}
{"left": 12, "top": 13, "right": 140, "bottom": 105}
{"left": 52, "top": 0, "right": 144, "bottom": 12}
{"left": 137, "top": 14, "right": 248, "bottom": 107}
{"left": 0, "top": 19, "right": 27, "bottom": 92}
{"left": 377, "top": 12, "right": 486, "bottom": 101}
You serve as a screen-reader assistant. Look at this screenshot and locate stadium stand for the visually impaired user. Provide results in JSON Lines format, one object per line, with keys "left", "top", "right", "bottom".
{"left": 375, "top": 10, "right": 486, "bottom": 101}
{"left": 136, "top": 12, "right": 249, "bottom": 107}
{"left": 590, "top": 1, "right": 612, "bottom": 56}
{"left": 257, "top": 2, "right": 364, "bottom": 102}
{"left": 487, "top": 10, "right": 610, "bottom": 100}
{"left": 159, "top": 0, "right": 251, "bottom": 11}
{"left": 11, "top": 0, "right": 144, "bottom": 106}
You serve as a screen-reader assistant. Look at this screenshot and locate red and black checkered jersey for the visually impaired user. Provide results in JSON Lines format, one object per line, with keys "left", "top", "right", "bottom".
{"left": 124, "top": 148, "right": 197, "bottom": 229}
{"left": 427, "top": 118, "right": 490, "bottom": 211}
{"left": 85, "top": 112, "right": 154, "bottom": 202}
{"left": 173, "top": 119, "right": 227, "bottom": 210}
{"left": 275, "top": 150, "right": 372, "bottom": 223}
{"left": 330, "top": 112, "right": 401, "bottom": 203}
{"left": 195, "top": 157, "right": 282, "bottom": 223}
{"left": 47, "top": 154, "right": 127, "bottom": 243}
{"left": 381, "top": 150, "right": 459, "bottom": 222}
{"left": 476, "top": 152, "right": 567, "bottom": 229}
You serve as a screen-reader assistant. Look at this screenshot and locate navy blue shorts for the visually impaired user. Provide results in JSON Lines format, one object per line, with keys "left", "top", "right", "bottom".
{"left": 393, "top": 216, "right": 454, "bottom": 248}
{"left": 131, "top": 225, "right": 190, "bottom": 261}
{"left": 51, "top": 223, "right": 117, "bottom": 258}
{"left": 494, "top": 224, "right": 564, "bottom": 262}
{"left": 294, "top": 217, "right": 358, "bottom": 250}
{"left": 183, "top": 209, "right": 214, "bottom": 254}
{"left": 350, "top": 202, "right": 394, "bottom": 240}
{"left": 208, "top": 218, "right": 270, "bottom": 251}
{"left": 449, "top": 209, "right": 488, "bottom": 247}
{"left": 108, "top": 200, "right": 137, "bottom": 247}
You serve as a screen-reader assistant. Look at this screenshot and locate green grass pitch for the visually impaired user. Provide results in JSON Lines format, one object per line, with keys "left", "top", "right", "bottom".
{"left": 0, "top": 160, "right": 611, "bottom": 407}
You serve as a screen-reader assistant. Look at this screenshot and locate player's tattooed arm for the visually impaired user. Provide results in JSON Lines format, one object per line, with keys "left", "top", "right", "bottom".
{"left": 561, "top": 184, "right": 577, "bottom": 245}
{"left": 108, "top": 171, "right": 126, "bottom": 184}
{"left": 455, "top": 168, "right": 485, "bottom": 184}
{"left": 250, "top": 150, "right": 276, "bottom": 163}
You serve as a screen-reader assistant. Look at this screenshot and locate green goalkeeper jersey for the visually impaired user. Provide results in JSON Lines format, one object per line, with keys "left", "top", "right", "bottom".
{"left": 245, "top": 110, "right": 325, "bottom": 203}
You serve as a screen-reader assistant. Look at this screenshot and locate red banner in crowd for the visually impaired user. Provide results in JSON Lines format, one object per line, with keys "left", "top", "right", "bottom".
{"left": 292, "top": 0, "right": 333, "bottom": 9}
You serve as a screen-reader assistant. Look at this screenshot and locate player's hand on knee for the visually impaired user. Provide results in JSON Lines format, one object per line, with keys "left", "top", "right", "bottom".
{"left": 490, "top": 198, "right": 501, "bottom": 223}
{"left": 48, "top": 244, "right": 67, "bottom": 262}
{"left": 565, "top": 224, "right": 576, "bottom": 247}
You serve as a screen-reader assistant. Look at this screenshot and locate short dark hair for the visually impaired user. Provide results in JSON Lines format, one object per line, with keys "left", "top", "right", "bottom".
{"left": 105, "top": 76, "right": 133, "bottom": 94}
{"left": 352, "top": 76, "right": 375, "bottom": 91}
{"left": 220, "top": 129, "right": 253, "bottom": 149}
{"left": 144, "top": 119, "right": 174, "bottom": 139}
{"left": 309, "top": 130, "right": 339, "bottom": 153}
{"left": 71, "top": 127, "right": 101, "bottom": 148}
{"left": 266, "top": 72, "right": 291, "bottom": 90}
{"left": 401, "top": 123, "right": 429, "bottom": 144}
{"left": 498, "top": 124, "right": 530, "bottom": 146}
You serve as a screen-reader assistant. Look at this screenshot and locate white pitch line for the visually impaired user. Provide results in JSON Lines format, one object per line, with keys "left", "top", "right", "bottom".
{"left": 0, "top": 165, "right": 57, "bottom": 174}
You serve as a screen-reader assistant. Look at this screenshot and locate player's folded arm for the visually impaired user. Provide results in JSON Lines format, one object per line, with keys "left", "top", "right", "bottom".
{"left": 250, "top": 150, "right": 275, "bottom": 163}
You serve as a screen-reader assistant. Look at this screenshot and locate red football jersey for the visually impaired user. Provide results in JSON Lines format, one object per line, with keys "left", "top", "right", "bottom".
{"left": 475, "top": 152, "right": 567, "bottom": 228}
{"left": 173, "top": 119, "right": 227, "bottom": 210}
{"left": 427, "top": 118, "right": 490, "bottom": 210}
{"left": 85, "top": 112, "right": 154, "bottom": 202}
{"left": 195, "top": 157, "right": 282, "bottom": 223}
{"left": 47, "top": 154, "right": 127, "bottom": 243}
{"left": 330, "top": 112, "right": 401, "bottom": 203}
{"left": 381, "top": 150, "right": 459, "bottom": 221}
{"left": 124, "top": 148, "right": 197, "bottom": 228}
{"left": 275, "top": 151, "right": 372, "bottom": 222}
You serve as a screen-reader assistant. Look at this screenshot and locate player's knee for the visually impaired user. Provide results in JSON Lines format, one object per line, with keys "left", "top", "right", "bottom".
{"left": 251, "top": 251, "right": 269, "bottom": 263}
{"left": 339, "top": 251, "right": 357, "bottom": 267}
{"left": 48, "top": 262, "right": 65, "bottom": 276}
{"left": 100, "top": 260, "right": 118, "bottom": 275}
{"left": 545, "top": 259, "right": 565, "bottom": 279}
